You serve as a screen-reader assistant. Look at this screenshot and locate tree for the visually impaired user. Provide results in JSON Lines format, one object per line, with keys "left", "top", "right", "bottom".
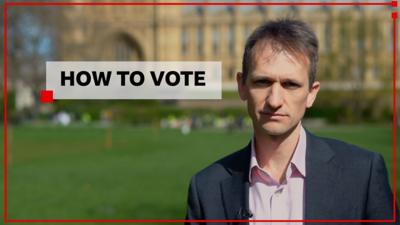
{"left": 6, "top": 6, "right": 59, "bottom": 114}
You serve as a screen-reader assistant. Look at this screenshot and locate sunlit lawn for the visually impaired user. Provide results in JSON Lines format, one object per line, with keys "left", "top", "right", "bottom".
{"left": 0, "top": 123, "right": 397, "bottom": 224}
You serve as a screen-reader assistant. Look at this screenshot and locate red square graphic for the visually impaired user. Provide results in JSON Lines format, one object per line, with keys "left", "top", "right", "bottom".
{"left": 40, "top": 90, "right": 54, "bottom": 103}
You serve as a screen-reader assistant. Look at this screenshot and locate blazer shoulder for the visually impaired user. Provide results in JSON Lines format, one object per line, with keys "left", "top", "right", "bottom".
{"left": 313, "top": 133, "right": 382, "bottom": 167}
{"left": 192, "top": 144, "right": 250, "bottom": 185}
{"left": 305, "top": 132, "right": 396, "bottom": 220}
{"left": 320, "top": 135, "right": 377, "bottom": 156}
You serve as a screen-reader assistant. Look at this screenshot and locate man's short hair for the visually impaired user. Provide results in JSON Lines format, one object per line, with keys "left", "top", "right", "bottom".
{"left": 241, "top": 18, "right": 319, "bottom": 87}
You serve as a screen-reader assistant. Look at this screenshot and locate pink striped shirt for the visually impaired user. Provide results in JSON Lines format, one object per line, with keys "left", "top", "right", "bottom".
{"left": 249, "top": 126, "right": 307, "bottom": 225}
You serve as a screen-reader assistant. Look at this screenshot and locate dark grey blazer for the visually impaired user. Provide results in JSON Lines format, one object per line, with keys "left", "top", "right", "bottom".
{"left": 186, "top": 131, "right": 399, "bottom": 225}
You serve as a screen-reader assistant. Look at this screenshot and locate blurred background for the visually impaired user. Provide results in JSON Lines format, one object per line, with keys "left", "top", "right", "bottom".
{"left": 0, "top": 0, "right": 399, "bottom": 223}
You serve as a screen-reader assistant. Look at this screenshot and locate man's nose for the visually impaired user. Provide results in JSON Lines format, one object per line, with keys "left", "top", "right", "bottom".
{"left": 266, "top": 83, "right": 283, "bottom": 109}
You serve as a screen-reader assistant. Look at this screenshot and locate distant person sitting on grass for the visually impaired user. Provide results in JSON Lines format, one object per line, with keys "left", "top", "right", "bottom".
{"left": 185, "top": 18, "right": 399, "bottom": 223}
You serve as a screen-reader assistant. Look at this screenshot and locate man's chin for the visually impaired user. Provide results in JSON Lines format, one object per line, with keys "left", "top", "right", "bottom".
{"left": 262, "top": 129, "right": 288, "bottom": 137}
{"left": 257, "top": 123, "right": 298, "bottom": 137}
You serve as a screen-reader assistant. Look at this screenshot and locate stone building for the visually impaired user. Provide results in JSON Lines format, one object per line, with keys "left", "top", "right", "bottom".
{"left": 57, "top": 1, "right": 396, "bottom": 90}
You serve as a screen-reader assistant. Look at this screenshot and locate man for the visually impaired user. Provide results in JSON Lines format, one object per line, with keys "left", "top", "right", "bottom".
{"left": 186, "top": 19, "right": 398, "bottom": 224}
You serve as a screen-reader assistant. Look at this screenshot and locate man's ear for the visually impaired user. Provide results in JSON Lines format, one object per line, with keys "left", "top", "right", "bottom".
{"left": 237, "top": 72, "right": 248, "bottom": 101}
{"left": 306, "top": 81, "right": 320, "bottom": 108}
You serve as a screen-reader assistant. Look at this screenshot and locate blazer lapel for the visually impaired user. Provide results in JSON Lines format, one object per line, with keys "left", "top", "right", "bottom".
{"left": 304, "top": 131, "right": 340, "bottom": 222}
{"left": 220, "top": 144, "right": 251, "bottom": 224}
{"left": 219, "top": 133, "right": 341, "bottom": 224}
{"left": 221, "top": 175, "right": 250, "bottom": 220}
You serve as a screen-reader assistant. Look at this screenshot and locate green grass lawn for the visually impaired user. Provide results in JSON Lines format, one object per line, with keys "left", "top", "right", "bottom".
{"left": 0, "top": 124, "right": 398, "bottom": 223}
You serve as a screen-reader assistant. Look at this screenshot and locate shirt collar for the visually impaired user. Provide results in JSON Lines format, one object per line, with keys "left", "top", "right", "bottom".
{"left": 248, "top": 125, "right": 307, "bottom": 183}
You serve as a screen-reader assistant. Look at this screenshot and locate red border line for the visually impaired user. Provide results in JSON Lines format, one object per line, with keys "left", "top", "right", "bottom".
{"left": 3, "top": 1, "right": 8, "bottom": 223}
{"left": 3, "top": 2, "right": 398, "bottom": 224}
{"left": 4, "top": 1, "right": 393, "bottom": 6}
{"left": 392, "top": 11, "right": 398, "bottom": 223}
{"left": 7, "top": 219, "right": 396, "bottom": 223}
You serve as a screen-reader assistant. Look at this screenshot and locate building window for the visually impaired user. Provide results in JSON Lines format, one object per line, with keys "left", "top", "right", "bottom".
{"left": 197, "top": 25, "right": 204, "bottom": 56}
{"left": 226, "top": 5, "right": 234, "bottom": 14}
{"left": 212, "top": 25, "right": 220, "bottom": 55}
{"left": 324, "top": 22, "right": 332, "bottom": 52}
{"left": 370, "top": 19, "right": 381, "bottom": 51}
{"left": 116, "top": 39, "right": 132, "bottom": 60}
{"left": 228, "top": 23, "right": 235, "bottom": 55}
{"left": 243, "top": 24, "right": 251, "bottom": 43}
{"left": 181, "top": 26, "right": 189, "bottom": 55}
{"left": 196, "top": 6, "right": 204, "bottom": 16}
{"left": 114, "top": 34, "right": 141, "bottom": 61}
{"left": 357, "top": 21, "right": 365, "bottom": 52}
{"left": 339, "top": 64, "right": 348, "bottom": 80}
{"left": 373, "top": 65, "right": 381, "bottom": 78}
{"left": 339, "top": 23, "right": 349, "bottom": 51}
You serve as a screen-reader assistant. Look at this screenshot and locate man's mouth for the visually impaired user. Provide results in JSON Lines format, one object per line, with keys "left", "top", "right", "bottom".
{"left": 259, "top": 111, "right": 287, "bottom": 118}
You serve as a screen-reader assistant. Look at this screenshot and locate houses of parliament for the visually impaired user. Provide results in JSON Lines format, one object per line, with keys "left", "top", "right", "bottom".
{"left": 58, "top": 1, "right": 396, "bottom": 90}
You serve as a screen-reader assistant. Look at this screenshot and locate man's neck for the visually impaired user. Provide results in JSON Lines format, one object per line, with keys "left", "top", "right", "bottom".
{"left": 253, "top": 123, "right": 302, "bottom": 183}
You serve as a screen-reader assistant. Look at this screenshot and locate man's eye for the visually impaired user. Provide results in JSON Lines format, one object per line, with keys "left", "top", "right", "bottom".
{"left": 253, "top": 80, "right": 271, "bottom": 85}
{"left": 282, "top": 81, "right": 300, "bottom": 89}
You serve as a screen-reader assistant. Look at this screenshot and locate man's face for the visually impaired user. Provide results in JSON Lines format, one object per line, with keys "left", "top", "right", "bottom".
{"left": 237, "top": 43, "right": 320, "bottom": 137}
